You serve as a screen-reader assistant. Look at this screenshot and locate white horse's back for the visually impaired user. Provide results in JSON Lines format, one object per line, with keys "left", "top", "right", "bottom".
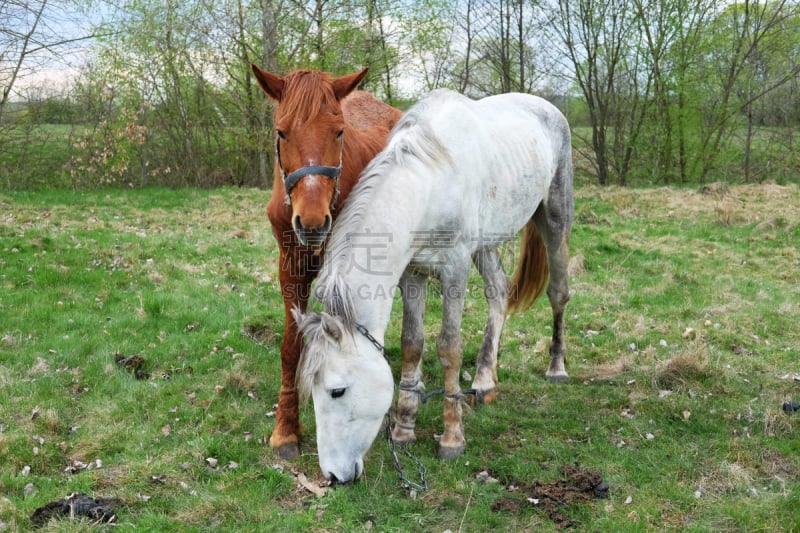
{"left": 356, "top": 89, "right": 571, "bottom": 260}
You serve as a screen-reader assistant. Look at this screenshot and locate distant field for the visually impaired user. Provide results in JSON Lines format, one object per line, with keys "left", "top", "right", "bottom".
{"left": 1, "top": 184, "right": 798, "bottom": 531}
{"left": 0, "top": 125, "right": 76, "bottom": 190}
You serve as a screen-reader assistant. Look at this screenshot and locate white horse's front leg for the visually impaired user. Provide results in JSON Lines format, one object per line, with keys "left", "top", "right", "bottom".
{"left": 437, "top": 261, "right": 469, "bottom": 459}
{"left": 392, "top": 270, "right": 428, "bottom": 445}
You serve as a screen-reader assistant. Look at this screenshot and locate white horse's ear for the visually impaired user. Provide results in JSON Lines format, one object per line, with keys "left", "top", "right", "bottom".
{"left": 319, "top": 313, "right": 343, "bottom": 343}
{"left": 293, "top": 308, "right": 343, "bottom": 344}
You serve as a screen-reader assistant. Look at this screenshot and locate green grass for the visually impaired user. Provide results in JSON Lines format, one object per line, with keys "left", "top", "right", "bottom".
{"left": 1, "top": 184, "right": 799, "bottom": 531}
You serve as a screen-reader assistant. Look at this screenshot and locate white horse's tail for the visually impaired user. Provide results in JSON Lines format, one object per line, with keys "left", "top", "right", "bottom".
{"left": 507, "top": 219, "right": 549, "bottom": 313}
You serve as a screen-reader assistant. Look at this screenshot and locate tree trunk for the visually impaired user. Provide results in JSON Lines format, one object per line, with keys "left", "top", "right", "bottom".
{"left": 258, "top": 0, "right": 280, "bottom": 187}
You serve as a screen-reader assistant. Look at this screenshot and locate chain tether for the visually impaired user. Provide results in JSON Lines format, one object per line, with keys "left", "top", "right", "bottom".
{"left": 354, "top": 323, "right": 388, "bottom": 361}
{"left": 384, "top": 412, "right": 428, "bottom": 493}
{"left": 354, "top": 323, "right": 476, "bottom": 493}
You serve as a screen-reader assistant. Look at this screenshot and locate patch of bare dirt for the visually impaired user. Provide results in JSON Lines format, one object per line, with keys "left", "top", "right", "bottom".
{"left": 491, "top": 464, "right": 609, "bottom": 529}
{"left": 242, "top": 321, "right": 281, "bottom": 347}
{"left": 30, "top": 493, "right": 121, "bottom": 527}
{"left": 114, "top": 353, "right": 149, "bottom": 380}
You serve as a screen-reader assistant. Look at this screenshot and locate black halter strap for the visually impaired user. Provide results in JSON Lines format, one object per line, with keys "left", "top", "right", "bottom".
{"left": 276, "top": 135, "right": 343, "bottom": 206}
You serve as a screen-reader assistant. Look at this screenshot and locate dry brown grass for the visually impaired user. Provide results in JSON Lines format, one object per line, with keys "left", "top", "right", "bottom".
{"left": 651, "top": 341, "right": 713, "bottom": 391}
{"left": 696, "top": 460, "right": 755, "bottom": 497}
{"left": 567, "top": 253, "right": 585, "bottom": 278}
{"left": 763, "top": 407, "right": 795, "bottom": 439}
{"left": 576, "top": 182, "right": 800, "bottom": 228}
{"left": 590, "top": 354, "right": 637, "bottom": 381}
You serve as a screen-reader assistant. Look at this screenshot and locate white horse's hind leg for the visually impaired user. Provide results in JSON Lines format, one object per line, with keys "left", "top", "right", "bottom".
{"left": 543, "top": 235, "right": 570, "bottom": 383}
{"left": 392, "top": 270, "right": 428, "bottom": 445}
{"left": 470, "top": 247, "right": 508, "bottom": 403}
{"left": 534, "top": 183, "right": 573, "bottom": 383}
{"left": 436, "top": 259, "right": 470, "bottom": 459}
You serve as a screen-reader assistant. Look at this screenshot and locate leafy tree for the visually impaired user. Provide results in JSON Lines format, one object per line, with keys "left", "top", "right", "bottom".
{"left": 679, "top": 0, "right": 800, "bottom": 182}
{"left": 3, "top": 0, "right": 800, "bottom": 189}
{"left": 549, "top": 0, "right": 642, "bottom": 185}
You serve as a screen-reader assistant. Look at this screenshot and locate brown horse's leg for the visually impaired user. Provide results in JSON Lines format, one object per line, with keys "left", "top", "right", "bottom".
{"left": 470, "top": 247, "right": 508, "bottom": 404}
{"left": 437, "top": 262, "right": 469, "bottom": 459}
{"left": 392, "top": 271, "right": 428, "bottom": 445}
{"left": 269, "top": 251, "right": 313, "bottom": 459}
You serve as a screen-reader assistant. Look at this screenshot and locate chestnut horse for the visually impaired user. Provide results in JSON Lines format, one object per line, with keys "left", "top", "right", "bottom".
{"left": 251, "top": 65, "right": 402, "bottom": 459}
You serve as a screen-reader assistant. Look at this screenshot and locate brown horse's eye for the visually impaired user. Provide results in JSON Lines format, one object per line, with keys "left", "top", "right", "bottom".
{"left": 277, "top": 130, "right": 286, "bottom": 141}
{"left": 336, "top": 130, "right": 344, "bottom": 139}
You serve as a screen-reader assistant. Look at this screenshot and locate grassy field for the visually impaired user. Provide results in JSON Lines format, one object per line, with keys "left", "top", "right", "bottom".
{"left": 1, "top": 183, "right": 798, "bottom": 532}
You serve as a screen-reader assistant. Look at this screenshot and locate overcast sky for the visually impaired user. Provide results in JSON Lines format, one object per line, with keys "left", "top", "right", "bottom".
{"left": 3, "top": 2, "right": 108, "bottom": 98}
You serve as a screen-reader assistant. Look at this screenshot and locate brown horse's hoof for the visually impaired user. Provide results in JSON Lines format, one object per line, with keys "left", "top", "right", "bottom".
{"left": 274, "top": 442, "right": 300, "bottom": 460}
{"left": 437, "top": 444, "right": 466, "bottom": 460}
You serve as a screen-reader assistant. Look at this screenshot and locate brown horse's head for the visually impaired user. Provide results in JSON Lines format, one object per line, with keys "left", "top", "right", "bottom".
{"left": 252, "top": 65, "right": 369, "bottom": 248}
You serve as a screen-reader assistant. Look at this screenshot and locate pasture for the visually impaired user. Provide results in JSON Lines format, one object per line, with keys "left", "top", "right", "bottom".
{"left": 0, "top": 183, "right": 798, "bottom": 531}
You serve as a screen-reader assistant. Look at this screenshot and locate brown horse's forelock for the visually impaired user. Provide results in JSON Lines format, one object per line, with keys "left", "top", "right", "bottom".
{"left": 277, "top": 70, "right": 340, "bottom": 126}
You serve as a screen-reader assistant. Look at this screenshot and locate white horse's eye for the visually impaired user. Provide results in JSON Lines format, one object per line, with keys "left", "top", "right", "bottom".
{"left": 330, "top": 388, "right": 346, "bottom": 399}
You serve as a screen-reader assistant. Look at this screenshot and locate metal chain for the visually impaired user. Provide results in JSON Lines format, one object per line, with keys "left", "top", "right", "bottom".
{"left": 354, "top": 323, "right": 389, "bottom": 361}
{"left": 357, "top": 323, "right": 478, "bottom": 492}
{"left": 384, "top": 413, "right": 428, "bottom": 493}
{"left": 405, "top": 387, "right": 478, "bottom": 404}
{"left": 356, "top": 324, "right": 428, "bottom": 491}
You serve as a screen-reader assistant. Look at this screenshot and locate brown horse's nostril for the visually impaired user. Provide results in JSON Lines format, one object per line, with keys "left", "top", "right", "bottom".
{"left": 292, "top": 214, "right": 304, "bottom": 231}
{"left": 293, "top": 213, "right": 332, "bottom": 248}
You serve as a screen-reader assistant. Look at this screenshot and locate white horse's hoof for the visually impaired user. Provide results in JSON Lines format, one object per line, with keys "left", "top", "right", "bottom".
{"left": 437, "top": 444, "right": 466, "bottom": 460}
{"left": 390, "top": 428, "right": 417, "bottom": 446}
{"left": 546, "top": 372, "right": 569, "bottom": 384}
{"left": 472, "top": 387, "right": 497, "bottom": 405}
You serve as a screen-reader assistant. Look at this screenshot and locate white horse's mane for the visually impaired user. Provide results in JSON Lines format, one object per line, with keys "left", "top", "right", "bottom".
{"left": 313, "top": 92, "right": 456, "bottom": 326}
{"left": 300, "top": 92, "right": 462, "bottom": 395}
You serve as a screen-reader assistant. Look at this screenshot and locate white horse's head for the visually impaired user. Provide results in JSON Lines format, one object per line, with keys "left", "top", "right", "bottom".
{"left": 293, "top": 309, "right": 394, "bottom": 483}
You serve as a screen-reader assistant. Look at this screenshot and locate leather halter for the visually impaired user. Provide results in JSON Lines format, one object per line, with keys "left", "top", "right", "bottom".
{"left": 276, "top": 134, "right": 343, "bottom": 207}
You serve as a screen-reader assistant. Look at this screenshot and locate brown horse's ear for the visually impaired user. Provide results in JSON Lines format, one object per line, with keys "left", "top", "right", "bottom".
{"left": 332, "top": 67, "right": 369, "bottom": 101}
{"left": 251, "top": 64, "right": 285, "bottom": 102}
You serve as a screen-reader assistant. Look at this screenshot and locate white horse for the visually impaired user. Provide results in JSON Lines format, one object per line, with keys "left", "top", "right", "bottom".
{"left": 293, "top": 89, "right": 574, "bottom": 483}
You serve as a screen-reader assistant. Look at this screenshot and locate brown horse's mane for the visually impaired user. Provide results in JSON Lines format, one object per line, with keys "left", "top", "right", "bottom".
{"left": 276, "top": 70, "right": 339, "bottom": 125}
